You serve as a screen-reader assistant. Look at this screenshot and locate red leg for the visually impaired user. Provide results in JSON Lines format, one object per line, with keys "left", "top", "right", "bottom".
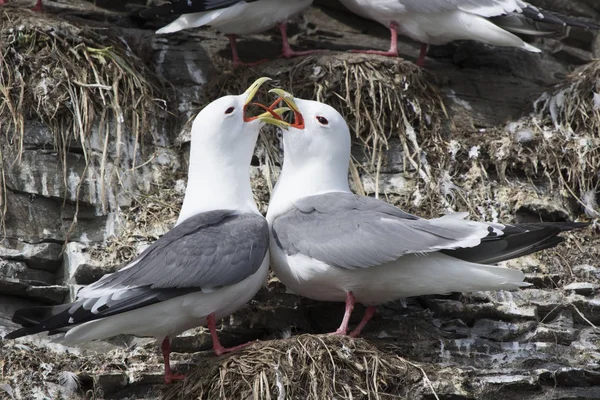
{"left": 207, "top": 313, "right": 255, "bottom": 355}
{"left": 0, "top": 0, "right": 8, "bottom": 5}
{"left": 32, "top": 0, "right": 43, "bottom": 11}
{"left": 416, "top": 43, "right": 428, "bottom": 67}
{"left": 331, "top": 292, "right": 356, "bottom": 335}
{"left": 161, "top": 337, "right": 185, "bottom": 385}
{"left": 350, "top": 22, "right": 400, "bottom": 57}
{"left": 227, "top": 34, "right": 269, "bottom": 68}
{"left": 348, "top": 306, "right": 376, "bottom": 338}
{"left": 279, "top": 23, "right": 324, "bottom": 58}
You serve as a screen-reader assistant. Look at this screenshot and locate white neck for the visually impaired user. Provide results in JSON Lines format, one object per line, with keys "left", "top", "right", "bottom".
{"left": 177, "top": 140, "right": 258, "bottom": 225}
{"left": 267, "top": 154, "right": 350, "bottom": 222}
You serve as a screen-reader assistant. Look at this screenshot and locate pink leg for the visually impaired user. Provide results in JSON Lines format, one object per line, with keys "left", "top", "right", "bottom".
{"left": 416, "top": 43, "right": 428, "bottom": 67}
{"left": 348, "top": 306, "right": 376, "bottom": 338}
{"left": 32, "top": 0, "right": 43, "bottom": 11}
{"left": 279, "top": 23, "right": 324, "bottom": 58}
{"left": 350, "top": 22, "right": 400, "bottom": 57}
{"left": 207, "top": 313, "right": 255, "bottom": 356}
{"left": 0, "top": 0, "right": 8, "bottom": 5}
{"left": 161, "top": 337, "right": 185, "bottom": 385}
{"left": 227, "top": 35, "right": 269, "bottom": 68}
{"left": 331, "top": 292, "right": 356, "bottom": 335}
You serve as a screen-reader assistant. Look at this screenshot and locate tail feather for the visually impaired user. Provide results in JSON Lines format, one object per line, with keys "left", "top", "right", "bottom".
{"left": 520, "top": 5, "right": 600, "bottom": 30}
{"left": 443, "top": 221, "right": 588, "bottom": 265}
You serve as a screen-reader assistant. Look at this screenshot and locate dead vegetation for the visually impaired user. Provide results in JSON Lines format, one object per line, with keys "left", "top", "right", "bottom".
{"left": 164, "top": 334, "right": 427, "bottom": 400}
{"left": 0, "top": 6, "right": 171, "bottom": 231}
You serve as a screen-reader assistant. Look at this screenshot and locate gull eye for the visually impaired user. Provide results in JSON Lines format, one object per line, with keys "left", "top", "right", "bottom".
{"left": 225, "top": 107, "right": 235, "bottom": 115}
{"left": 316, "top": 116, "right": 329, "bottom": 125}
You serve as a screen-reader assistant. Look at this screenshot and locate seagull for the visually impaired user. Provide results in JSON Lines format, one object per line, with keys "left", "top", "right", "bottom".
{"left": 4, "top": 77, "right": 286, "bottom": 384}
{"left": 0, "top": 0, "right": 43, "bottom": 11}
{"left": 260, "top": 90, "right": 587, "bottom": 337}
{"left": 337, "top": 0, "right": 600, "bottom": 66}
{"left": 141, "top": 0, "right": 318, "bottom": 68}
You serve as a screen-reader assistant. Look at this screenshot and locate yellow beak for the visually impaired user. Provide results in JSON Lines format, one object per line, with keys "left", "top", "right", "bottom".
{"left": 243, "top": 77, "right": 272, "bottom": 106}
{"left": 256, "top": 107, "right": 292, "bottom": 129}
{"left": 267, "top": 88, "right": 305, "bottom": 130}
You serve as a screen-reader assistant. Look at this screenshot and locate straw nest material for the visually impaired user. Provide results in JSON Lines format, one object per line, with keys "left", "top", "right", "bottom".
{"left": 0, "top": 6, "right": 170, "bottom": 225}
{"left": 164, "top": 334, "right": 429, "bottom": 400}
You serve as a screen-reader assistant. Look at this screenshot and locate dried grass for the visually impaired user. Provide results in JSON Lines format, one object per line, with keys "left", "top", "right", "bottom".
{"left": 0, "top": 6, "right": 171, "bottom": 233}
{"left": 164, "top": 334, "right": 426, "bottom": 400}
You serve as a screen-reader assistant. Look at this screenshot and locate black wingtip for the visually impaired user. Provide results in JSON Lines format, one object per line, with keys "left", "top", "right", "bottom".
{"left": 522, "top": 6, "right": 600, "bottom": 30}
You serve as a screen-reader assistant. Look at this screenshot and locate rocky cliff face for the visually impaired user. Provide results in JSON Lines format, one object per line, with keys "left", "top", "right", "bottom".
{"left": 0, "top": 1, "right": 599, "bottom": 399}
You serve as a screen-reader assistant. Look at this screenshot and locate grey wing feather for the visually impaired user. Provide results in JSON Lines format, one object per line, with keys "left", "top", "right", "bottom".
{"left": 399, "top": 0, "right": 526, "bottom": 16}
{"left": 87, "top": 210, "right": 269, "bottom": 292}
{"left": 5, "top": 211, "right": 269, "bottom": 339}
{"left": 272, "top": 193, "right": 490, "bottom": 269}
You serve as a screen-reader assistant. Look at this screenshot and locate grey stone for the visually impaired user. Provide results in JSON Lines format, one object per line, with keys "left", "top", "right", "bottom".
{"left": 0, "top": 260, "right": 55, "bottom": 286}
{"left": 0, "top": 238, "right": 62, "bottom": 272}
{"left": 25, "top": 286, "right": 68, "bottom": 305}
{"left": 564, "top": 282, "right": 598, "bottom": 296}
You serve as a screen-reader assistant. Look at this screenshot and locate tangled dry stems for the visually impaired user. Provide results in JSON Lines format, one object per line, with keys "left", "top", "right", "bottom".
{"left": 164, "top": 334, "right": 424, "bottom": 400}
{"left": 0, "top": 7, "right": 169, "bottom": 231}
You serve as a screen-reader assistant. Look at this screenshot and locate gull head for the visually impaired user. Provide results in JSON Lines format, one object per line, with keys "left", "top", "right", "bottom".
{"left": 264, "top": 89, "right": 351, "bottom": 172}
{"left": 190, "top": 77, "right": 283, "bottom": 159}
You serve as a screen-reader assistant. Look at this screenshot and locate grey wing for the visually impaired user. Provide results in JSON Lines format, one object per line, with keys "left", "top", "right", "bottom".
{"left": 85, "top": 210, "right": 269, "bottom": 292}
{"left": 6, "top": 211, "right": 269, "bottom": 339}
{"left": 399, "top": 0, "right": 526, "bottom": 17}
{"left": 272, "top": 193, "right": 491, "bottom": 269}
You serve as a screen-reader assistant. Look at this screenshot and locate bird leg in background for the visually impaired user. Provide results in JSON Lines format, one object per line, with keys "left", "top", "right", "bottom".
{"left": 32, "top": 0, "right": 43, "bottom": 11}
{"left": 0, "top": 0, "right": 8, "bottom": 5}
{"left": 416, "top": 44, "right": 429, "bottom": 67}
{"left": 348, "top": 306, "right": 376, "bottom": 338}
{"left": 227, "top": 35, "right": 269, "bottom": 68}
{"left": 161, "top": 337, "right": 185, "bottom": 384}
{"left": 350, "top": 22, "right": 400, "bottom": 57}
{"left": 208, "top": 313, "right": 254, "bottom": 355}
{"left": 279, "top": 23, "right": 324, "bottom": 58}
{"left": 332, "top": 291, "right": 356, "bottom": 335}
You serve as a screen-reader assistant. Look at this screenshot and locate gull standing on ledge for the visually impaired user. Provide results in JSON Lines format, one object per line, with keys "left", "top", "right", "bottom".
{"left": 141, "top": 0, "right": 317, "bottom": 68}
{"left": 337, "top": 0, "right": 600, "bottom": 66}
{"left": 261, "top": 90, "right": 587, "bottom": 337}
{"left": 4, "top": 77, "right": 282, "bottom": 384}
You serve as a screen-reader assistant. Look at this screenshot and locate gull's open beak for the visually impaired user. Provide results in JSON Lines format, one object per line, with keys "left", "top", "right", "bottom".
{"left": 268, "top": 89, "right": 305, "bottom": 129}
{"left": 256, "top": 106, "right": 292, "bottom": 129}
{"left": 243, "top": 76, "right": 272, "bottom": 122}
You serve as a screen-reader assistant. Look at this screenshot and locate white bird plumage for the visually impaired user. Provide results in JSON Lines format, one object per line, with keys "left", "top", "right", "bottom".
{"left": 337, "top": 0, "right": 598, "bottom": 65}
{"left": 146, "top": 0, "right": 316, "bottom": 67}
{"left": 6, "top": 77, "right": 277, "bottom": 384}
{"left": 263, "top": 92, "right": 582, "bottom": 337}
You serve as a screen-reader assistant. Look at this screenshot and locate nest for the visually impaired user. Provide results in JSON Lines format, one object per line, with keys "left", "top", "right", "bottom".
{"left": 0, "top": 6, "right": 170, "bottom": 226}
{"left": 164, "top": 334, "right": 429, "bottom": 400}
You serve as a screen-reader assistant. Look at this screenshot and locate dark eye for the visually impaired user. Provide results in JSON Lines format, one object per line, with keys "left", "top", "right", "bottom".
{"left": 316, "top": 116, "right": 329, "bottom": 125}
{"left": 225, "top": 107, "right": 235, "bottom": 114}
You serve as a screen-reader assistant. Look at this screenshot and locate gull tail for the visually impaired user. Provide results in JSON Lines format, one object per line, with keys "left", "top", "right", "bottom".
{"left": 442, "top": 222, "right": 588, "bottom": 265}
{"left": 4, "top": 303, "right": 73, "bottom": 339}
{"left": 493, "top": 6, "right": 600, "bottom": 37}
{"left": 156, "top": 12, "right": 219, "bottom": 34}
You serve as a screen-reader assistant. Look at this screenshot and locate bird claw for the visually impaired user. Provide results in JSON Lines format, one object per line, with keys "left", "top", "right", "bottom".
{"left": 213, "top": 340, "right": 255, "bottom": 356}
